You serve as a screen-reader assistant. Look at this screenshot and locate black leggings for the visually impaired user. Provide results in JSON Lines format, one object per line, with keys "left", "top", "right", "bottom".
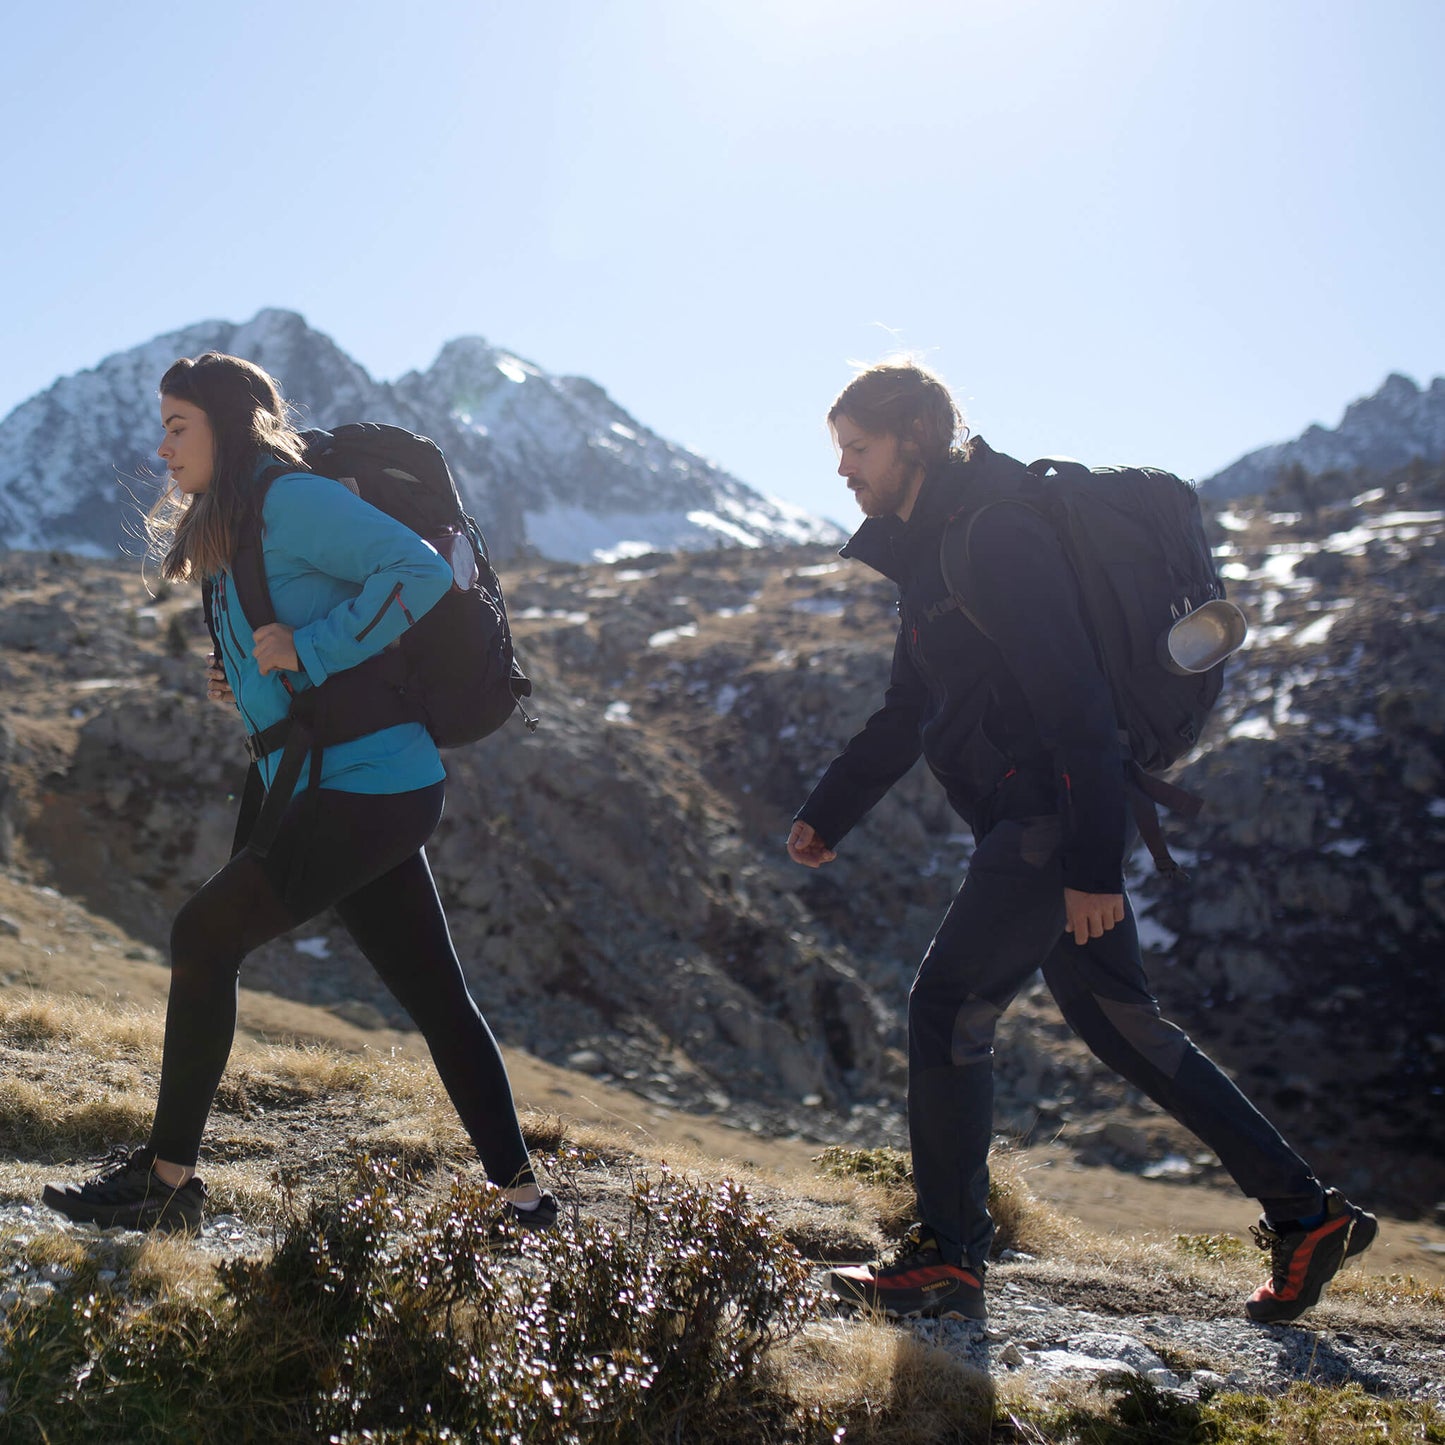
{"left": 147, "top": 782, "right": 534, "bottom": 1189}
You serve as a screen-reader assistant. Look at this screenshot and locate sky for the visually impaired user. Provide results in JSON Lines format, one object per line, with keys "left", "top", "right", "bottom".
{"left": 2, "top": 0, "right": 1441, "bottom": 529}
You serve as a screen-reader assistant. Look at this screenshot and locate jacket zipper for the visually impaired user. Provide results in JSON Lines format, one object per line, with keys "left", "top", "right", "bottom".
{"left": 217, "top": 574, "right": 264, "bottom": 742}
{"left": 355, "top": 582, "right": 411, "bottom": 641}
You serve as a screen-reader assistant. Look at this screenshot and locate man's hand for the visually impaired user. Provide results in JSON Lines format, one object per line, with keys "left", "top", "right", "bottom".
{"left": 205, "top": 653, "right": 234, "bottom": 706}
{"left": 253, "top": 623, "right": 299, "bottom": 677}
{"left": 1063, "top": 888, "right": 1125, "bottom": 946}
{"left": 787, "top": 820, "right": 838, "bottom": 868}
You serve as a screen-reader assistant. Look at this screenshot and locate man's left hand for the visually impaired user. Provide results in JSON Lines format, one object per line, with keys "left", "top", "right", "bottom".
{"left": 253, "top": 623, "right": 299, "bottom": 676}
{"left": 1063, "top": 888, "right": 1125, "bottom": 946}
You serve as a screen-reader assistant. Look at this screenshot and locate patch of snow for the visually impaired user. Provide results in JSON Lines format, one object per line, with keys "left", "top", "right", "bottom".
{"left": 791, "top": 597, "right": 846, "bottom": 617}
{"left": 1141, "top": 1154, "right": 1195, "bottom": 1180}
{"left": 685, "top": 509, "right": 763, "bottom": 548}
{"left": 1291, "top": 615, "right": 1337, "bottom": 647}
{"left": 293, "top": 937, "right": 330, "bottom": 959}
{"left": 1215, "top": 510, "right": 1251, "bottom": 531}
{"left": 793, "top": 562, "right": 843, "bottom": 577}
{"left": 1322, "top": 838, "right": 1368, "bottom": 857}
{"left": 1228, "top": 715, "right": 1277, "bottom": 741}
{"left": 714, "top": 603, "right": 757, "bottom": 619}
{"left": 516, "top": 607, "right": 589, "bottom": 624}
{"left": 647, "top": 625, "right": 698, "bottom": 648}
{"left": 603, "top": 701, "right": 631, "bottom": 723}
{"left": 1266, "top": 512, "right": 1303, "bottom": 526}
{"left": 714, "top": 684, "right": 740, "bottom": 715}
{"left": 1322, "top": 526, "right": 1376, "bottom": 555}
{"left": 1378, "top": 510, "right": 1444, "bottom": 526}
{"left": 495, "top": 357, "right": 531, "bottom": 384}
{"left": 1258, "top": 549, "right": 1311, "bottom": 584}
{"left": 1351, "top": 487, "right": 1387, "bottom": 506}
{"left": 597, "top": 540, "right": 663, "bottom": 564}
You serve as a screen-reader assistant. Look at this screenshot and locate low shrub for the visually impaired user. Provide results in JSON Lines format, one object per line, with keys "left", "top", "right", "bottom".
{"left": 0, "top": 1154, "right": 817, "bottom": 1443}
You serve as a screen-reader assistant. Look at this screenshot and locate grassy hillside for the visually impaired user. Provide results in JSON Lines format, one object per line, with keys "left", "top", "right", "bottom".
{"left": 1, "top": 974, "right": 1442, "bottom": 1443}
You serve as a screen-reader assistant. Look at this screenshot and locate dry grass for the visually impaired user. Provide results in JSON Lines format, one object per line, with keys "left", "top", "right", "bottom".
{"left": 2, "top": 988, "right": 1443, "bottom": 1443}
{"left": 781, "top": 1319, "right": 996, "bottom": 1443}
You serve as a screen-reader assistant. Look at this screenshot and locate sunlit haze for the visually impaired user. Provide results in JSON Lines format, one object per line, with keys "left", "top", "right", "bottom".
{"left": 2, "top": 0, "right": 1440, "bottom": 528}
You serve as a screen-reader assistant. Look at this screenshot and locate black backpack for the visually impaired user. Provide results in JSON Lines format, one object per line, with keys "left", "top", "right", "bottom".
{"left": 203, "top": 422, "right": 535, "bottom": 868}
{"left": 941, "top": 457, "right": 1246, "bottom": 879}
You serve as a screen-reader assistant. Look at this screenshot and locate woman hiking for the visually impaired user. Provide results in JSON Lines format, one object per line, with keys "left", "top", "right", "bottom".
{"left": 43, "top": 351, "right": 553, "bottom": 1233}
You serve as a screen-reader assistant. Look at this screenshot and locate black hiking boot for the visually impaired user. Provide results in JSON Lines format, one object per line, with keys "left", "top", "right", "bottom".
{"left": 42, "top": 1145, "right": 207, "bottom": 1235}
{"left": 1245, "top": 1188, "right": 1377, "bottom": 1323}
{"left": 506, "top": 1191, "right": 559, "bottom": 1231}
{"left": 825, "top": 1224, "right": 986, "bottom": 1321}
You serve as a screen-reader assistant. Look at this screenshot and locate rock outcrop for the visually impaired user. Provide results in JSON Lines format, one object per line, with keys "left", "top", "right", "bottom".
{"left": 1, "top": 460, "right": 1441, "bottom": 1213}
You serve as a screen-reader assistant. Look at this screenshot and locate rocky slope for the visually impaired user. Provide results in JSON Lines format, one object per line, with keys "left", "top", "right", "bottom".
{"left": 1201, "top": 372, "right": 1445, "bottom": 500}
{"left": 1, "top": 458, "right": 1440, "bottom": 1219}
{"left": 0, "top": 309, "right": 840, "bottom": 562}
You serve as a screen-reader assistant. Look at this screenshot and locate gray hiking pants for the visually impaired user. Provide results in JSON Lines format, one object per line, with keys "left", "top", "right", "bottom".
{"left": 908, "top": 812, "right": 1323, "bottom": 1272}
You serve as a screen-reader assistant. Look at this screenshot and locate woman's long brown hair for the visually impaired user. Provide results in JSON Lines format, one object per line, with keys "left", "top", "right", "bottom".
{"left": 145, "top": 352, "right": 309, "bottom": 581}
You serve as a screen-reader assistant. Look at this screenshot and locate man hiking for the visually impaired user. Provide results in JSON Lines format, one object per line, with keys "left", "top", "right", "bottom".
{"left": 787, "top": 360, "right": 1374, "bottom": 1324}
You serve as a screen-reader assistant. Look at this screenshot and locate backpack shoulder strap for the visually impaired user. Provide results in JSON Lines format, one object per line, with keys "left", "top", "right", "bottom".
{"left": 934, "top": 494, "right": 1050, "bottom": 636}
{"left": 228, "top": 465, "right": 289, "bottom": 630}
{"left": 200, "top": 577, "right": 221, "bottom": 657}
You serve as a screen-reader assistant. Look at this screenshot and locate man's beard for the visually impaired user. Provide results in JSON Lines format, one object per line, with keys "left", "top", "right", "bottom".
{"left": 851, "top": 462, "right": 914, "bottom": 517}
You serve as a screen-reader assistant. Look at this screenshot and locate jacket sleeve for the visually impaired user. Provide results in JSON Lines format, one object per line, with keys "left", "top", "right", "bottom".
{"left": 959, "top": 502, "right": 1128, "bottom": 892}
{"left": 261, "top": 473, "right": 455, "bottom": 686}
{"left": 795, "top": 625, "right": 926, "bottom": 849}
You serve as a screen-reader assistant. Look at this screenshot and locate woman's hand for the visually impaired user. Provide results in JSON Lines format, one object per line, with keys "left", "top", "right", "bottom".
{"left": 252, "top": 623, "right": 299, "bottom": 676}
{"left": 205, "top": 654, "right": 234, "bottom": 705}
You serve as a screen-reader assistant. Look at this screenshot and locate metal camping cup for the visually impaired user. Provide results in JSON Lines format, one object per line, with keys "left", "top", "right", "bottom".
{"left": 441, "top": 531, "right": 480, "bottom": 591}
{"left": 1157, "top": 599, "right": 1249, "bottom": 675}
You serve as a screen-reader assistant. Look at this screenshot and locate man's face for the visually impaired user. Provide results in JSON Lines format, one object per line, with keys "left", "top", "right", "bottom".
{"left": 834, "top": 414, "right": 924, "bottom": 521}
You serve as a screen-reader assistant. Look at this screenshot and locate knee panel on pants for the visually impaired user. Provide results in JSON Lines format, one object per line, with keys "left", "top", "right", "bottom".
{"left": 948, "top": 994, "right": 1005, "bottom": 1067}
{"left": 1087, "top": 994, "right": 1190, "bottom": 1079}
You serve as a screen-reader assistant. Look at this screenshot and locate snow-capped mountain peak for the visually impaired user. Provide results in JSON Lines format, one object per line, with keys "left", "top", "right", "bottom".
{"left": 0, "top": 311, "right": 842, "bottom": 562}
{"left": 1202, "top": 372, "right": 1445, "bottom": 499}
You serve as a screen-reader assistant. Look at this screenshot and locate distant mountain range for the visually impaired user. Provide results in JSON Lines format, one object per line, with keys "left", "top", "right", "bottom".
{"left": 1200, "top": 372, "right": 1445, "bottom": 498}
{"left": 0, "top": 310, "right": 1440, "bottom": 558}
{"left": 0, "top": 310, "right": 841, "bottom": 562}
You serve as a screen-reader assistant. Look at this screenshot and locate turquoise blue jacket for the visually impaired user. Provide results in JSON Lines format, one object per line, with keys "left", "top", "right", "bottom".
{"left": 211, "top": 471, "right": 454, "bottom": 795}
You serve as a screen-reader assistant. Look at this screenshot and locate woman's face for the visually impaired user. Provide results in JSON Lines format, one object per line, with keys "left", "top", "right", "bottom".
{"left": 157, "top": 395, "right": 215, "bottom": 495}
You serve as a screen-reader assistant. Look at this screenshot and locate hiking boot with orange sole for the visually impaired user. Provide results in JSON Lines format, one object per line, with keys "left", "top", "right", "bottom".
{"left": 825, "top": 1225, "right": 986, "bottom": 1321}
{"left": 1246, "top": 1188, "right": 1377, "bottom": 1324}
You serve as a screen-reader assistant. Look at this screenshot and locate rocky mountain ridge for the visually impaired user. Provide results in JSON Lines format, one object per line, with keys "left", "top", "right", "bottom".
{"left": 1202, "top": 371, "right": 1445, "bottom": 499}
{"left": 0, "top": 309, "right": 840, "bottom": 563}
{"left": 1, "top": 454, "right": 1440, "bottom": 1217}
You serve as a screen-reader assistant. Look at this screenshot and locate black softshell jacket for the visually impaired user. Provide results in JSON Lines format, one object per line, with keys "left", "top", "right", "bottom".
{"left": 796, "top": 439, "right": 1129, "bottom": 895}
